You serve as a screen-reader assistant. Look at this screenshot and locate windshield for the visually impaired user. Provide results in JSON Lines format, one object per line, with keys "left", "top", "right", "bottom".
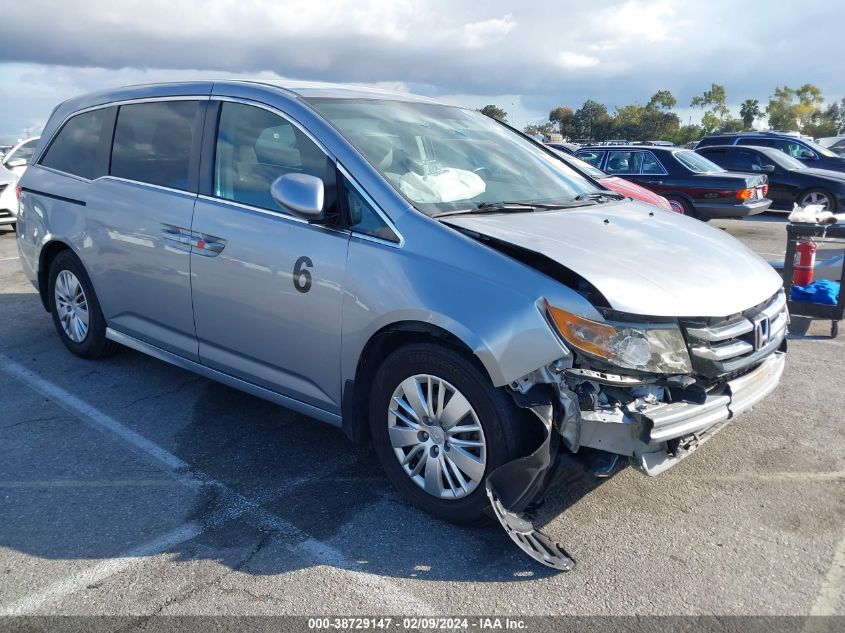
{"left": 674, "top": 150, "right": 725, "bottom": 173}
{"left": 307, "top": 98, "right": 599, "bottom": 215}
{"left": 803, "top": 138, "right": 838, "bottom": 158}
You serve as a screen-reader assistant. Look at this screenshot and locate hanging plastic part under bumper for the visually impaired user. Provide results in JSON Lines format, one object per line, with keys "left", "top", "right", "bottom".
{"left": 485, "top": 386, "right": 576, "bottom": 571}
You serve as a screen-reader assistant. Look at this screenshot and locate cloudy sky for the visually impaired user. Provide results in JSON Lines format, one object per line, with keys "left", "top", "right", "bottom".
{"left": 0, "top": 0, "right": 842, "bottom": 142}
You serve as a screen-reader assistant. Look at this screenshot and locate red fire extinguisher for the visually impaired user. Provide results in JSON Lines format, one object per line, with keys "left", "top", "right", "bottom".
{"left": 793, "top": 240, "right": 817, "bottom": 286}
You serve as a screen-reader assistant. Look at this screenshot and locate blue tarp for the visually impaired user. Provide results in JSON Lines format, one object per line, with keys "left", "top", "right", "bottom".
{"left": 790, "top": 279, "right": 841, "bottom": 305}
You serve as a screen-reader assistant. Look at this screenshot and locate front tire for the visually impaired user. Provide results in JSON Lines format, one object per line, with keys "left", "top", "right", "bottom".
{"left": 799, "top": 188, "right": 835, "bottom": 212}
{"left": 369, "top": 342, "right": 529, "bottom": 524}
{"left": 47, "top": 250, "right": 118, "bottom": 358}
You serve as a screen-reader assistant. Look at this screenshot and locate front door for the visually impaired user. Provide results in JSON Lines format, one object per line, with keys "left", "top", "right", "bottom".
{"left": 189, "top": 100, "right": 349, "bottom": 414}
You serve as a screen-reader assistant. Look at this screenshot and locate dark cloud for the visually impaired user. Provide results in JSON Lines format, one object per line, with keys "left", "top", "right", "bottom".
{"left": 0, "top": 0, "right": 842, "bottom": 137}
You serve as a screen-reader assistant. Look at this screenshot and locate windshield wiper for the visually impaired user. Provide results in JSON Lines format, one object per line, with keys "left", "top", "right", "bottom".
{"left": 433, "top": 201, "right": 577, "bottom": 218}
{"left": 574, "top": 191, "right": 625, "bottom": 203}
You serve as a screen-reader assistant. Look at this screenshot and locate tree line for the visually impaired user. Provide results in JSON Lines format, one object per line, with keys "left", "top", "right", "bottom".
{"left": 479, "top": 83, "right": 845, "bottom": 144}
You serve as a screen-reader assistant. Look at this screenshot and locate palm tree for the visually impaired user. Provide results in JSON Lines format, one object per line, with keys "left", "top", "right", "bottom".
{"left": 740, "top": 99, "right": 762, "bottom": 129}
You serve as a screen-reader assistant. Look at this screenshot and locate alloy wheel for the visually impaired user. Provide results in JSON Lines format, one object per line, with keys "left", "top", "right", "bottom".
{"left": 387, "top": 374, "right": 487, "bottom": 499}
{"left": 54, "top": 270, "right": 89, "bottom": 343}
{"left": 800, "top": 191, "right": 831, "bottom": 210}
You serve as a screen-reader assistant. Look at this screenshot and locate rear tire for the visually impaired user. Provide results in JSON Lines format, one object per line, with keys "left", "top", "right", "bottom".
{"left": 368, "top": 342, "right": 530, "bottom": 524}
{"left": 665, "top": 195, "right": 703, "bottom": 220}
{"left": 47, "top": 250, "right": 119, "bottom": 359}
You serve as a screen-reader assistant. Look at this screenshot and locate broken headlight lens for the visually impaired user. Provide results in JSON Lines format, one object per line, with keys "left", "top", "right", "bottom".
{"left": 547, "top": 305, "right": 691, "bottom": 374}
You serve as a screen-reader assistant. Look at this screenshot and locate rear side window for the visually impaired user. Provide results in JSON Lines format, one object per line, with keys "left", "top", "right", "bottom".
{"left": 698, "top": 148, "right": 728, "bottom": 167}
{"left": 731, "top": 149, "right": 765, "bottom": 171}
{"left": 110, "top": 101, "right": 202, "bottom": 191}
{"left": 40, "top": 108, "right": 116, "bottom": 179}
{"left": 641, "top": 152, "right": 665, "bottom": 174}
{"left": 605, "top": 151, "right": 643, "bottom": 175}
{"left": 214, "top": 102, "right": 330, "bottom": 212}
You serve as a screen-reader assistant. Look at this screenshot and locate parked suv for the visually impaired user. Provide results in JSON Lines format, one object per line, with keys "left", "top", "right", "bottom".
{"left": 17, "top": 81, "right": 787, "bottom": 570}
{"left": 697, "top": 132, "right": 845, "bottom": 173}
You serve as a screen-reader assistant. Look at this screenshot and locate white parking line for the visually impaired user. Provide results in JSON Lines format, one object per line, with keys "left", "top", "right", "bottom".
{"left": 0, "top": 256, "right": 19, "bottom": 262}
{"left": 0, "top": 356, "right": 189, "bottom": 473}
{"left": 810, "top": 532, "right": 845, "bottom": 615}
{"left": 0, "top": 521, "right": 204, "bottom": 616}
{"left": 0, "top": 352, "right": 435, "bottom": 614}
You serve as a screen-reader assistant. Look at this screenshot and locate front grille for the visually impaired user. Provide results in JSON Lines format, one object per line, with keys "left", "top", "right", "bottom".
{"left": 680, "top": 290, "right": 787, "bottom": 380}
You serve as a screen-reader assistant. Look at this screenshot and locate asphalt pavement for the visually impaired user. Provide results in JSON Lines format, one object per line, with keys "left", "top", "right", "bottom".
{"left": 0, "top": 213, "right": 843, "bottom": 619}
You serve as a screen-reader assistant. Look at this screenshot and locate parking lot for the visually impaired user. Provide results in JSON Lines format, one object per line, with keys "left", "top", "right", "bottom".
{"left": 0, "top": 214, "right": 843, "bottom": 618}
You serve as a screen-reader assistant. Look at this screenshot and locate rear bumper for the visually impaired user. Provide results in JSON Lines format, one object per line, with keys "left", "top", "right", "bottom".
{"left": 694, "top": 198, "right": 771, "bottom": 219}
{"left": 579, "top": 351, "right": 785, "bottom": 476}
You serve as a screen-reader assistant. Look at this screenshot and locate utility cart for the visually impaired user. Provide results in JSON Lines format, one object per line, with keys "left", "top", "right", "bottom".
{"left": 780, "top": 222, "right": 845, "bottom": 338}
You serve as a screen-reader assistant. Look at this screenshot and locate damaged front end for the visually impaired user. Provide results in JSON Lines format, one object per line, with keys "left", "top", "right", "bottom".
{"left": 486, "top": 291, "right": 788, "bottom": 571}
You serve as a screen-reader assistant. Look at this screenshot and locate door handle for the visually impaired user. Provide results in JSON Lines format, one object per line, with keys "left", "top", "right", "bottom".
{"left": 160, "top": 226, "right": 183, "bottom": 243}
{"left": 646, "top": 180, "right": 663, "bottom": 185}
{"left": 187, "top": 233, "right": 226, "bottom": 256}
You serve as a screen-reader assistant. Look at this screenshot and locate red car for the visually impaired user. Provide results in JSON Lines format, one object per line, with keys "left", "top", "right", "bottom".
{"left": 549, "top": 148, "right": 676, "bottom": 212}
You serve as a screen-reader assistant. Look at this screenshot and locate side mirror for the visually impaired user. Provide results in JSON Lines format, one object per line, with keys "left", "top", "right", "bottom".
{"left": 762, "top": 164, "right": 776, "bottom": 174}
{"left": 797, "top": 150, "right": 815, "bottom": 160}
{"left": 4, "top": 158, "right": 27, "bottom": 169}
{"left": 270, "top": 173, "right": 325, "bottom": 221}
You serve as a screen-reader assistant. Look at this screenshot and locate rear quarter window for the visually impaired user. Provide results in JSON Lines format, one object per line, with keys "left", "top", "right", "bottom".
{"left": 40, "top": 108, "right": 116, "bottom": 179}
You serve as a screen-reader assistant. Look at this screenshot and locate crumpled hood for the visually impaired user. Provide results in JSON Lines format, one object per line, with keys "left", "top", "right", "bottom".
{"left": 443, "top": 201, "right": 783, "bottom": 318}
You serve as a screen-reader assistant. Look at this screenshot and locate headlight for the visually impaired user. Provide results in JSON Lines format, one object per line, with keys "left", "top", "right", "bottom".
{"left": 547, "top": 304, "right": 691, "bottom": 374}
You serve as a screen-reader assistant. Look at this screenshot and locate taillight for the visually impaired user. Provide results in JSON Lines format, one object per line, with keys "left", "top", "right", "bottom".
{"left": 15, "top": 185, "right": 22, "bottom": 201}
{"left": 736, "top": 188, "right": 754, "bottom": 200}
{"left": 762, "top": 184, "right": 769, "bottom": 196}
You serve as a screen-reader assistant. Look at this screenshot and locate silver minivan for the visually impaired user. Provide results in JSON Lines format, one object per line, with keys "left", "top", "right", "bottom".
{"left": 16, "top": 81, "right": 787, "bottom": 570}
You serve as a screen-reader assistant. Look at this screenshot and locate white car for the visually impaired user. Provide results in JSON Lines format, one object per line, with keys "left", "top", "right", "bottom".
{"left": 0, "top": 136, "right": 40, "bottom": 229}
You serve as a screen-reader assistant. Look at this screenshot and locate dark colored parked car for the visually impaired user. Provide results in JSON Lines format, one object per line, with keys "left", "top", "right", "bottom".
{"left": 550, "top": 148, "right": 675, "bottom": 212}
{"left": 697, "top": 144, "right": 845, "bottom": 212}
{"left": 696, "top": 132, "right": 845, "bottom": 173}
{"left": 575, "top": 145, "right": 771, "bottom": 220}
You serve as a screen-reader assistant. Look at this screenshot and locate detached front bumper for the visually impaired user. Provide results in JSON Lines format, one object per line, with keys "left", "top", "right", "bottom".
{"left": 579, "top": 351, "right": 786, "bottom": 476}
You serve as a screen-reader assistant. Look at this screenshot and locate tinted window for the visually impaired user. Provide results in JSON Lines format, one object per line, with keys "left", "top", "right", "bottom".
{"left": 604, "top": 151, "right": 643, "bottom": 175}
{"left": 731, "top": 149, "right": 765, "bottom": 171}
{"left": 111, "top": 101, "right": 201, "bottom": 190}
{"left": 641, "top": 152, "right": 665, "bottom": 174}
{"left": 697, "top": 148, "right": 729, "bottom": 168}
{"left": 345, "top": 176, "right": 397, "bottom": 242}
{"left": 40, "top": 108, "right": 115, "bottom": 179}
{"left": 214, "top": 102, "right": 330, "bottom": 212}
